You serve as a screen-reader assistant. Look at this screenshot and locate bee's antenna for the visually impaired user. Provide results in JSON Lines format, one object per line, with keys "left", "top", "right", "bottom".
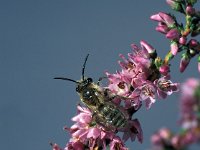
{"left": 82, "top": 54, "right": 89, "bottom": 80}
{"left": 54, "top": 77, "right": 79, "bottom": 83}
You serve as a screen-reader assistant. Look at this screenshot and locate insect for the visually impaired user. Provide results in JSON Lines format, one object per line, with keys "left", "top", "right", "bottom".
{"left": 54, "top": 54, "right": 137, "bottom": 131}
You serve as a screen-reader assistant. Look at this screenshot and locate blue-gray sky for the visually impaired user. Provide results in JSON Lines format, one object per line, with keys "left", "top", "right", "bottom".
{"left": 1, "top": 0, "right": 200, "bottom": 149}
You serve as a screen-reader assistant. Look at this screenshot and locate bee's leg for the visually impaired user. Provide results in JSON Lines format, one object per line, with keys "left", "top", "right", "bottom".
{"left": 97, "top": 76, "right": 107, "bottom": 85}
{"left": 103, "top": 87, "right": 133, "bottom": 103}
{"left": 105, "top": 90, "right": 130, "bottom": 101}
{"left": 102, "top": 88, "right": 117, "bottom": 101}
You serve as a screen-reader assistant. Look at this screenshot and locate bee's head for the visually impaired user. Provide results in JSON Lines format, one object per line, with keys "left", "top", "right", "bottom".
{"left": 75, "top": 77, "right": 93, "bottom": 93}
{"left": 54, "top": 54, "right": 92, "bottom": 93}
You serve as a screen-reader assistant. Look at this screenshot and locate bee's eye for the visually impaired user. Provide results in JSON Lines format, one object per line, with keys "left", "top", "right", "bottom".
{"left": 87, "top": 78, "right": 93, "bottom": 83}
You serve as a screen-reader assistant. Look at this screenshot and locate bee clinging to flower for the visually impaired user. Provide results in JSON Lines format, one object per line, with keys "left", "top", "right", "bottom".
{"left": 54, "top": 54, "right": 142, "bottom": 139}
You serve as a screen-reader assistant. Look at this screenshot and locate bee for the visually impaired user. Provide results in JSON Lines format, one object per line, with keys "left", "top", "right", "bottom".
{"left": 54, "top": 54, "right": 138, "bottom": 131}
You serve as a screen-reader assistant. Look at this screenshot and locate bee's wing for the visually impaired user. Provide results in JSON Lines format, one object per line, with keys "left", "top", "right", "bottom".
{"left": 94, "top": 89, "right": 105, "bottom": 103}
{"left": 92, "top": 112, "right": 116, "bottom": 132}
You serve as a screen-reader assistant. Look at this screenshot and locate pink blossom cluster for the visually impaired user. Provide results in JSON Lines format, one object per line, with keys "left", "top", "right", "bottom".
{"left": 52, "top": 0, "right": 200, "bottom": 149}
{"left": 64, "top": 105, "right": 134, "bottom": 150}
{"left": 51, "top": 105, "right": 141, "bottom": 150}
{"left": 106, "top": 41, "right": 178, "bottom": 109}
{"left": 151, "top": 0, "right": 200, "bottom": 73}
{"left": 151, "top": 78, "right": 200, "bottom": 150}
{"left": 51, "top": 41, "right": 179, "bottom": 150}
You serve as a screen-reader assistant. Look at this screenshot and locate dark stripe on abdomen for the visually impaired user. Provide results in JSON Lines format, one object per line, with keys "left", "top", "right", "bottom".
{"left": 98, "top": 104, "right": 126, "bottom": 128}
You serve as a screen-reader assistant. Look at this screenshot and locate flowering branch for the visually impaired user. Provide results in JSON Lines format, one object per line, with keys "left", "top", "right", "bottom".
{"left": 151, "top": 0, "right": 200, "bottom": 72}
{"left": 52, "top": 0, "right": 200, "bottom": 150}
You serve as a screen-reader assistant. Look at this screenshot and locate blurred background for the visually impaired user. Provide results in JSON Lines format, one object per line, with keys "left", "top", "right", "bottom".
{"left": 1, "top": 0, "right": 200, "bottom": 149}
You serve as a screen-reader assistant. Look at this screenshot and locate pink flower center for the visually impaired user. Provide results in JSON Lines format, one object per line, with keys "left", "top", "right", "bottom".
{"left": 118, "top": 82, "right": 125, "bottom": 89}
{"left": 158, "top": 80, "right": 171, "bottom": 91}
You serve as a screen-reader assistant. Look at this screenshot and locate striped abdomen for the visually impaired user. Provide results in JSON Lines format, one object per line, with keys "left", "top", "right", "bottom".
{"left": 97, "top": 103, "right": 127, "bottom": 129}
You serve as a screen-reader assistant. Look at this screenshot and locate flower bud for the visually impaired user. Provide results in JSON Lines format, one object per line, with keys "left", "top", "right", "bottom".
{"left": 159, "top": 12, "right": 175, "bottom": 27}
{"left": 166, "top": 0, "right": 183, "bottom": 12}
{"left": 186, "top": 5, "right": 195, "bottom": 15}
{"left": 150, "top": 13, "right": 163, "bottom": 22}
{"left": 179, "top": 37, "right": 187, "bottom": 45}
{"left": 189, "top": 39, "right": 199, "bottom": 47}
{"left": 180, "top": 53, "right": 190, "bottom": 72}
{"left": 50, "top": 143, "right": 62, "bottom": 150}
{"left": 156, "top": 24, "right": 169, "bottom": 33}
{"left": 140, "top": 40, "right": 156, "bottom": 54}
{"left": 159, "top": 128, "right": 171, "bottom": 140}
{"left": 170, "top": 41, "right": 179, "bottom": 55}
{"left": 159, "top": 65, "right": 170, "bottom": 76}
{"left": 166, "top": 28, "right": 180, "bottom": 40}
{"left": 171, "top": 135, "right": 181, "bottom": 149}
{"left": 151, "top": 134, "right": 162, "bottom": 145}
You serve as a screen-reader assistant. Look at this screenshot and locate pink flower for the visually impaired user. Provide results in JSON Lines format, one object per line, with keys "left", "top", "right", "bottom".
{"left": 177, "top": 78, "right": 200, "bottom": 146}
{"left": 150, "top": 128, "right": 176, "bottom": 150}
{"left": 171, "top": 135, "right": 182, "bottom": 150}
{"left": 138, "top": 82, "right": 157, "bottom": 109}
{"left": 186, "top": 5, "right": 195, "bottom": 15}
{"left": 181, "top": 78, "right": 200, "bottom": 96}
{"left": 166, "top": 28, "right": 180, "bottom": 40}
{"left": 188, "top": 39, "right": 199, "bottom": 48}
{"left": 170, "top": 41, "right": 179, "bottom": 55}
{"left": 158, "top": 128, "right": 171, "bottom": 140}
{"left": 126, "top": 82, "right": 156, "bottom": 109}
{"left": 180, "top": 78, "right": 200, "bottom": 123}
{"left": 155, "top": 76, "right": 179, "bottom": 99}
{"left": 151, "top": 78, "right": 200, "bottom": 150}
{"left": 179, "top": 53, "right": 190, "bottom": 72}
{"left": 156, "top": 23, "right": 169, "bottom": 34}
{"left": 150, "top": 12, "right": 175, "bottom": 27}
{"left": 106, "top": 42, "right": 180, "bottom": 109}
{"left": 107, "top": 42, "right": 154, "bottom": 88}
{"left": 179, "top": 37, "right": 187, "bottom": 45}
{"left": 159, "top": 65, "right": 170, "bottom": 76}
{"left": 105, "top": 71, "right": 131, "bottom": 97}
{"left": 65, "top": 140, "right": 84, "bottom": 150}
{"left": 63, "top": 105, "right": 134, "bottom": 149}
{"left": 181, "top": 120, "right": 198, "bottom": 130}
{"left": 71, "top": 110, "right": 92, "bottom": 124}
{"left": 129, "top": 45, "right": 151, "bottom": 68}
{"left": 68, "top": 106, "right": 117, "bottom": 145}
{"left": 121, "top": 119, "right": 143, "bottom": 143}
{"left": 106, "top": 42, "right": 158, "bottom": 110}
{"left": 50, "top": 143, "right": 63, "bottom": 150}
{"left": 140, "top": 40, "right": 156, "bottom": 54}
{"left": 110, "top": 136, "right": 128, "bottom": 150}
{"left": 151, "top": 134, "right": 162, "bottom": 145}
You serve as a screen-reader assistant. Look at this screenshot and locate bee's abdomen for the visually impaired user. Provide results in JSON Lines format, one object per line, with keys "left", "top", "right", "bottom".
{"left": 98, "top": 104, "right": 127, "bottom": 128}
